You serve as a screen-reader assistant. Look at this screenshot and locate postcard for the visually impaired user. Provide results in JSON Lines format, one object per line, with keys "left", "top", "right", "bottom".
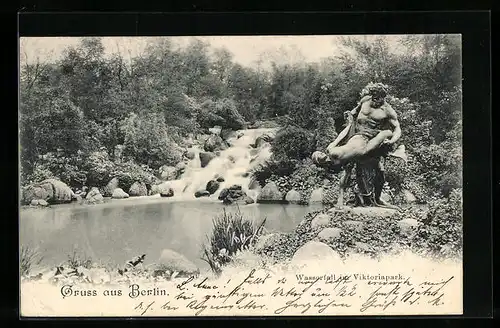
{"left": 19, "top": 34, "right": 463, "bottom": 317}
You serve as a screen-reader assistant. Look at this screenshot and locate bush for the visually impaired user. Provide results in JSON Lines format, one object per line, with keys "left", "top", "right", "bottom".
{"left": 201, "top": 209, "right": 266, "bottom": 274}
{"left": 271, "top": 126, "right": 315, "bottom": 161}
{"left": 120, "top": 112, "right": 183, "bottom": 170}
{"left": 84, "top": 150, "right": 115, "bottom": 188}
{"left": 412, "top": 189, "right": 463, "bottom": 258}
{"left": 111, "top": 161, "right": 159, "bottom": 192}
{"left": 27, "top": 151, "right": 88, "bottom": 188}
{"left": 197, "top": 98, "right": 246, "bottom": 131}
{"left": 20, "top": 245, "right": 44, "bottom": 277}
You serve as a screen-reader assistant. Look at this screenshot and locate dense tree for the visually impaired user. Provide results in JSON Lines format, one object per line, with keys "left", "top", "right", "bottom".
{"left": 19, "top": 35, "right": 462, "bottom": 200}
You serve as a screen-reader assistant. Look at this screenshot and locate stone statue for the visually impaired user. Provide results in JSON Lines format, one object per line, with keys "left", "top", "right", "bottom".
{"left": 312, "top": 82, "right": 407, "bottom": 209}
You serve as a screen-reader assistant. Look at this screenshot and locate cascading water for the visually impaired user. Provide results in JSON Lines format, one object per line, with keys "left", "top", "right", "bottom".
{"left": 166, "top": 128, "right": 277, "bottom": 201}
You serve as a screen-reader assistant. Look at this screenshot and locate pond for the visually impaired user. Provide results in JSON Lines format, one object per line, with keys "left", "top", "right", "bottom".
{"left": 19, "top": 196, "right": 324, "bottom": 270}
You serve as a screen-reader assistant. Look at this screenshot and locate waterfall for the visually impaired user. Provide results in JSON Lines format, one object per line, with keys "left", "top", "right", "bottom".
{"left": 166, "top": 128, "right": 277, "bottom": 201}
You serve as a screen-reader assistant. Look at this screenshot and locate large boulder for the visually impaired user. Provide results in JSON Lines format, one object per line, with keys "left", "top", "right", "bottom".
{"left": 195, "top": 190, "right": 210, "bottom": 198}
{"left": 112, "top": 188, "right": 129, "bottom": 199}
{"left": 310, "top": 213, "right": 331, "bottom": 230}
{"left": 22, "top": 179, "right": 74, "bottom": 205}
{"left": 156, "top": 249, "right": 199, "bottom": 277}
{"left": 218, "top": 185, "right": 248, "bottom": 205}
{"left": 206, "top": 180, "right": 220, "bottom": 195}
{"left": 85, "top": 187, "right": 104, "bottom": 203}
{"left": 397, "top": 218, "right": 420, "bottom": 237}
{"left": 256, "top": 181, "right": 283, "bottom": 204}
{"left": 309, "top": 188, "right": 324, "bottom": 203}
{"left": 199, "top": 152, "right": 216, "bottom": 168}
{"left": 253, "top": 132, "right": 275, "bottom": 148}
{"left": 317, "top": 227, "right": 342, "bottom": 242}
{"left": 30, "top": 199, "right": 49, "bottom": 207}
{"left": 157, "top": 182, "right": 174, "bottom": 197}
{"left": 159, "top": 165, "right": 178, "bottom": 181}
{"left": 285, "top": 189, "right": 301, "bottom": 204}
{"left": 204, "top": 135, "right": 227, "bottom": 152}
{"left": 291, "top": 241, "right": 341, "bottom": 267}
{"left": 128, "top": 182, "right": 148, "bottom": 197}
{"left": 103, "top": 177, "right": 119, "bottom": 197}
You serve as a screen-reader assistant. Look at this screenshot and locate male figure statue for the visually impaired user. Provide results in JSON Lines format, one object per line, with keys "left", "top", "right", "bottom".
{"left": 312, "top": 82, "right": 404, "bottom": 208}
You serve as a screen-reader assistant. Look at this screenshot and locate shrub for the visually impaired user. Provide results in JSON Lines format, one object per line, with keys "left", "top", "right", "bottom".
{"left": 197, "top": 98, "right": 246, "bottom": 131}
{"left": 271, "top": 126, "right": 314, "bottom": 161}
{"left": 82, "top": 149, "right": 115, "bottom": 188}
{"left": 412, "top": 189, "right": 463, "bottom": 258}
{"left": 27, "top": 151, "right": 88, "bottom": 188}
{"left": 111, "top": 161, "right": 159, "bottom": 192}
{"left": 20, "top": 245, "right": 44, "bottom": 276}
{"left": 201, "top": 208, "right": 266, "bottom": 274}
{"left": 120, "top": 112, "right": 183, "bottom": 170}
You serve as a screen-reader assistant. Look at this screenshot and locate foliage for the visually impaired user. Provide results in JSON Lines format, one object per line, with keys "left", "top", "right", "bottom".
{"left": 67, "top": 250, "right": 94, "bottom": 270}
{"left": 412, "top": 189, "right": 463, "bottom": 258}
{"left": 271, "top": 126, "right": 314, "bottom": 161}
{"left": 201, "top": 208, "right": 266, "bottom": 274}
{"left": 120, "top": 112, "right": 183, "bottom": 170}
{"left": 19, "top": 35, "right": 462, "bottom": 201}
{"left": 197, "top": 98, "right": 246, "bottom": 131}
{"left": 20, "top": 245, "right": 44, "bottom": 276}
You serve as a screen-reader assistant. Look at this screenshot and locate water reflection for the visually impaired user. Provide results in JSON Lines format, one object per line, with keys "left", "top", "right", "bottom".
{"left": 20, "top": 201, "right": 323, "bottom": 269}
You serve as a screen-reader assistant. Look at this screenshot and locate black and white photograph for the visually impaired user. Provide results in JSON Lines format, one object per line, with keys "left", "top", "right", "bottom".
{"left": 19, "top": 34, "right": 463, "bottom": 316}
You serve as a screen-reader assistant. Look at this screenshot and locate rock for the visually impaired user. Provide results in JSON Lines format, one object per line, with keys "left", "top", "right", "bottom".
{"left": 236, "top": 131, "right": 244, "bottom": 139}
{"left": 291, "top": 241, "right": 340, "bottom": 267}
{"left": 380, "top": 192, "right": 391, "bottom": 203}
{"left": 216, "top": 177, "right": 225, "bottom": 183}
{"left": 112, "top": 188, "right": 129, "bottom": 199}
{"left": 208, "top": 125, "right": 222, "bottom": 136}
{"left": 195, "top": 190, "right": 210, "bottom": 198}
{"left": 103, "top": 177, "right": 119, "bottom": 197}
{"left": 218, "top": 188, "right": 229, "bottom": 200}
{"left": 157, "top": 249, "right": 199, "bottom": 276}
{"left": 317, "top": 228, "right": 342, "bottom": 242}
{"left": 204, "top": 135, "right": 227, "bottom": 152}
{"left": 311, "top": 213, "right": 331, "bottom": 229}
{"left": 199, "top": 152, "right": 216, "bottom": 168}
{"left": 150, "top": 184, "right": 160, "bottom": 195}
{"left": 160, "top": 165, "right": 178, "bottom": 181}
{"left": 253, "top": 132, "right": 275, "bottom": 148}
{"left": 128, "top": 182, "right": 148, "bottom": 197}
{"left": 85, "top": 187, "right": 104, "bottom": 203}
{"left": 184, "top": 149, "right": 196, "bottom": 160}
{"left": 397, "top": 218, "right": 419, "bottom": 236}
{"left": 30, "top": 199, "right": 49, "bottom": 207}
{"left": 175, "top": 162, "right": 187, "bottom": 176}
{"left": 154, "top": 182, "right": 174, "bottom": 197}
{"left": 206, "top": 180, "right": 220, "bottom": 194}
{"left": 22, "top": 179, "right": 74, "bottom": 205}
{"left": 218, "top": 185, "right": 247, "bottom": 204}
{"left": 220, "top": 129, "right": 236, "bottom": 140}
{"left": 256, "top": 182, "right": 283, "bottom": 204}
{"left": 403, "top": 189, "right": 417, "bottom": 203}
{"left": 285, "top": 189, "right": 301, "bottom": 204}
{"left": 309, "top": 188, "right": 324, "bottom": 203}
{"left": 244, "top": 196, "right": 255, "bottom": 204}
